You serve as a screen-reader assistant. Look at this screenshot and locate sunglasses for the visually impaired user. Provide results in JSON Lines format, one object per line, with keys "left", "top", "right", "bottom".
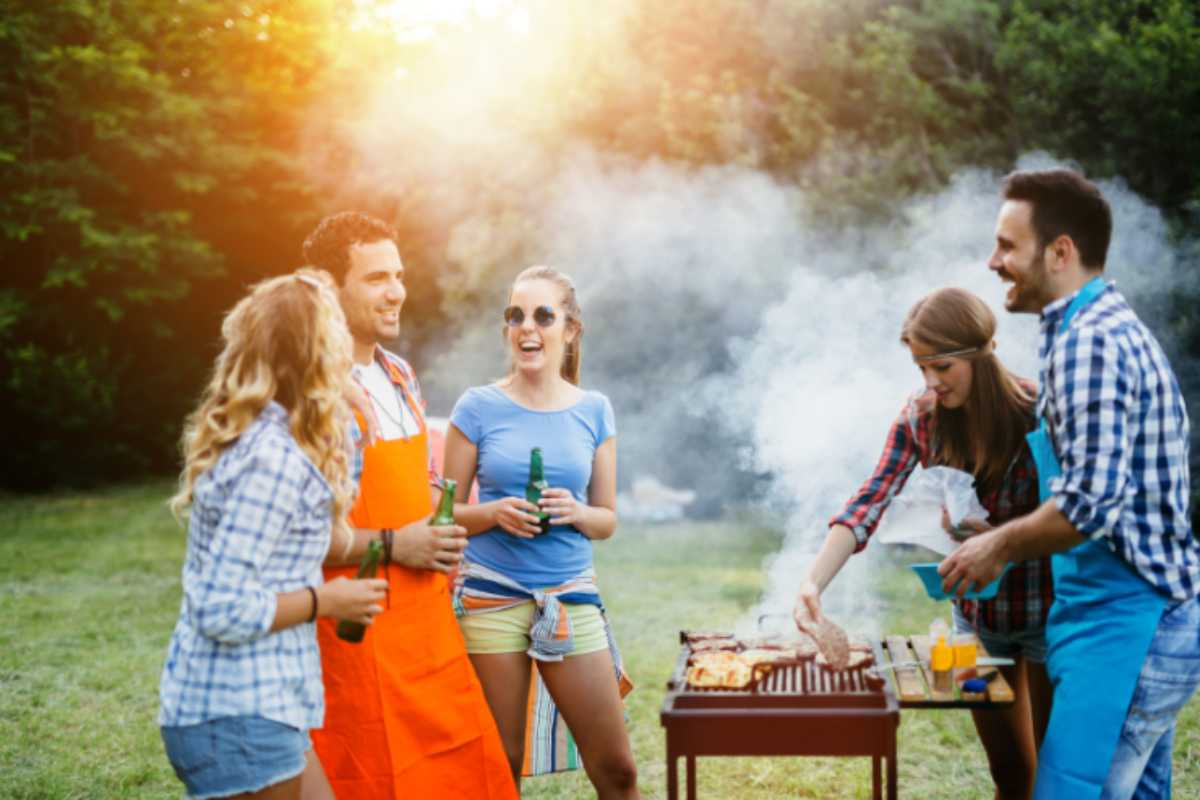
{"left": 503, "top": 305, "right": 558, "bottom": 328}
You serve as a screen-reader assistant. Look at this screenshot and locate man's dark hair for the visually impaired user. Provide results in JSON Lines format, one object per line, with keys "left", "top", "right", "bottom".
{"left": 1002, "top": 169, "right": 1112, "bottom": 270}
{"left": 302, "top": 212, "right": 400, "bottom": 282}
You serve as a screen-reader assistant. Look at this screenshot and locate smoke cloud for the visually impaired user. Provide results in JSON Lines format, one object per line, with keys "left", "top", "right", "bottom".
{"left": 303, "top": 9, "right": 1196, "bottom": 634}
{"left": 414, "top": 150, "right": 1192, "bottom": 633}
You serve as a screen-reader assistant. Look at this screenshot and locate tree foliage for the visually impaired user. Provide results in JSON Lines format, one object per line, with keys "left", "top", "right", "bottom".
{"left": 2, "top": 0, "right": 1198, "bottom": 490}
{"left": 0, "top": 1, "right": 335, "bottom": 486}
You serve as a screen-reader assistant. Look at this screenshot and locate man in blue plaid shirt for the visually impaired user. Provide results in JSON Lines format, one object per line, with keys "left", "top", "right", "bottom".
{"left": 941, "top": 169, "right": 1199, "bottom": 799}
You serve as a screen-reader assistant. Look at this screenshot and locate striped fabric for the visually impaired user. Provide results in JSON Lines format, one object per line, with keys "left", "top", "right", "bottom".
{"left": 452, "top": 561, "right": 634, "bottom": 775}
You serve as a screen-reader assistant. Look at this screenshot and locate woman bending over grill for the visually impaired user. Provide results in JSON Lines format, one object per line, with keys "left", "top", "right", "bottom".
{"left": 443, "top": 266, "right": 640, "bottom": 799}
{"left": 159, "top": 269, "right": 387, "bottom": 800}
{"left": 794, "top": 287, "right": 1052, "bottom": 800}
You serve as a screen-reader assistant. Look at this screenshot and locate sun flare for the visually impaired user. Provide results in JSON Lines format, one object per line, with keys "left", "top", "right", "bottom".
{"left": 352, "top": 0, "right": 531, "bottom": 39}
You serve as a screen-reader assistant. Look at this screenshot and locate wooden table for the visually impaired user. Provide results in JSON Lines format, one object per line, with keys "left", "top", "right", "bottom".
{"left": 880, "top": 634, "right": 1016, "bottom": 707}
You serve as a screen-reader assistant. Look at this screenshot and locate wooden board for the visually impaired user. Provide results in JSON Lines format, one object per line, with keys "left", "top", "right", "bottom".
{"left": 910, "top": 635, "right": 955, "bottom": 702}
{"left": 883, "top": 635, "right": 929, "bottom": 703}
{"left": 876, "top": 635, "right": 1015, "bottom": 708}
{"left": 974, "top": 642, "right": 1015, "bottom": 704}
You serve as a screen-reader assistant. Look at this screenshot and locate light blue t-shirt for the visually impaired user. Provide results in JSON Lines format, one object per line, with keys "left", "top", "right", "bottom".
{"left": 449, "top": 384, "right": 616, "bottom": 588}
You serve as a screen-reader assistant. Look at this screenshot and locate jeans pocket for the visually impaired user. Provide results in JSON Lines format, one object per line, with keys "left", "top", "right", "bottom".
{"left": 1119, "top": 681, "right": 1175, "bottom": 758}
{"left": 1158, "top": 595, "right": 1200, "bottom": 629}
{"left": 1147, "top": 597, "right": 1200, "bottom": 664}
{"left": 161, "top": 723, "right": 219, "bottom": 779}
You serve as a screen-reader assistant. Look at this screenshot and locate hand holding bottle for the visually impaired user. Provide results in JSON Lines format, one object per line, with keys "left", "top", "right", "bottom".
{"left": 319, "top": 576, "right": 387, "bottom": 625}
{"left": 492, "top": 496, "right": 543, "bottom": 539}
{"left": 392, "top": 518, "right": 468, "bottom": 572}
{"left": 539, "top": 487, "right": 581, "bottom": 526}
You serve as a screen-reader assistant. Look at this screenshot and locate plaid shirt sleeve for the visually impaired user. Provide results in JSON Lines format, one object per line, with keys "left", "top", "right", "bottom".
{"left": 186, "top": 441, "right": 300, "bottom": 644}
{"left": 1047, "top": 326, "right": 1135, "bottom": 539}
{"left": 831, "top": 404, "right": 923, "bottom": 552}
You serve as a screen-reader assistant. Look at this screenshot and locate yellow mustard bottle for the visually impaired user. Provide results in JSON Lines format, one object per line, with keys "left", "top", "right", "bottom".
{"left": 930, "top": 634, "right": 954, "bottom": 693}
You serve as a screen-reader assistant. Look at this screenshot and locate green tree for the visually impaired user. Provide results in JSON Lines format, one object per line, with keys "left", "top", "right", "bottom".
{"left": 999, "top": 0, "right": 1200, "bottom": 215}
{"left": 0, "top": 1, "right": 334, "bottom": 488}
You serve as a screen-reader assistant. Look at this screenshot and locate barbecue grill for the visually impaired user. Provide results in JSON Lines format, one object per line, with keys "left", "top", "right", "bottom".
{"left": 661, "top": 632, "right": 900, "bottom": 800}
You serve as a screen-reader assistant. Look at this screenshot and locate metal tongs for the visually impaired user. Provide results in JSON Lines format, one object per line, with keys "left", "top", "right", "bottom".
{"left": 874, "top": 656, "right": 1015, "bottom": 670}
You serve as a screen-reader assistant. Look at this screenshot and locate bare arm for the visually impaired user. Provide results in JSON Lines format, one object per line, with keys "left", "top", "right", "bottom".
{"left": 323, "top": 527, "right": 381, "bottom": 567}
{"left": 793, "top": 524, "right": 857, "bottom": 625}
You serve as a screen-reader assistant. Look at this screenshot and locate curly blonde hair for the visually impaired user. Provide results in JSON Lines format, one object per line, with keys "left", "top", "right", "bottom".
{"left": 170, "top": 268, "right": 357, "bottom": 545}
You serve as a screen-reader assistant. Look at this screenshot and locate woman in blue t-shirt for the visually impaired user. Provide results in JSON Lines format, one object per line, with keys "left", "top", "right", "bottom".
{"left": 444, "top": 266, "right": 639, "bottom": 798}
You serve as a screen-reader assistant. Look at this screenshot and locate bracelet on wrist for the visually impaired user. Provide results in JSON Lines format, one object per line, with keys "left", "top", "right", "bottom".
{"left": 380, "top": 529, "right": 393, "bottom": 568}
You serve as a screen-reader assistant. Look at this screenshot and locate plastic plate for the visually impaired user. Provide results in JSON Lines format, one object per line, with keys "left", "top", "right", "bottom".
{"left": 911, "top": 562, "right": 1014, "bottom": 601}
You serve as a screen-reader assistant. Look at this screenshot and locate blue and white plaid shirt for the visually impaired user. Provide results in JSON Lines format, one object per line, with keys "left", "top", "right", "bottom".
{"left": 159, "top": 402, "right": 333, "bottom": 730}
{"left": 1041, "top": 280, "right": 1198, "bottom": 601}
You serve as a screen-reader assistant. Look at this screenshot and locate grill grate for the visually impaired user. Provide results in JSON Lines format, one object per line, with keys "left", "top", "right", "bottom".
{"left": 677, "top": 658, "right": 880, "bottom": 695}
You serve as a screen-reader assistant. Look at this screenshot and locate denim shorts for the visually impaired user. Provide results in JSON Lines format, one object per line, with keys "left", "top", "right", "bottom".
{"left": 952, "top": 604, "right": 1048, "bottom": 664}
{"left": 1102, "top": 594, "right": 1200, "bottom": 799}
{"left": 161, "top": 716, "right": 310, "bottom": 800}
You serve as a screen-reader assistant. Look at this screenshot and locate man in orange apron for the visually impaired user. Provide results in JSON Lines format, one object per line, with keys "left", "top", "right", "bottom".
{"left": 303, "top": 212, "right": 517, "bottom": 799}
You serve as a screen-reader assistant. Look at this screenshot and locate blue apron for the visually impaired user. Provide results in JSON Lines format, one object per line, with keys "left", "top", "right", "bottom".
{"left": 1028, "top": 277, "right": 1168, "bottom": 799}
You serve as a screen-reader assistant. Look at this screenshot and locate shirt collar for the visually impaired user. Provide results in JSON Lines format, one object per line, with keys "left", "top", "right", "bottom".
{"left": 1039, "top": 286, "right": 1080, "bottom": 334}
{"left": 262, "top": 400, "right": 289, "bottom": 426}
{"left": 372, "top": 346, "right": 407, "bottom": 386}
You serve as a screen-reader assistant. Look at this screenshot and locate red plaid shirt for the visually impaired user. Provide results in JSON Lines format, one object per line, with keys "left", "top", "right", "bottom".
{"left": 831, "top": 387, "right": 1052, "bottom": 633}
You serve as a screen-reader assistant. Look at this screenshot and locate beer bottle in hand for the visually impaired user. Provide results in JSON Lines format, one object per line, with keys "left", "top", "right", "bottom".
{"left": 336, "top": 539, "right": 383, "bottom": 644}
{"left": 526, "top": 447, "right": 551, "bottom": 535}
{"left": 430, "top": 479, "right": 457, "bottom": 525}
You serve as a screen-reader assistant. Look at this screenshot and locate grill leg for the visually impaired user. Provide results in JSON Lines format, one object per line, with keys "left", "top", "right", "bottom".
{"left": 686, "top": 755, "right": 697, "bottom": 800}
{"left": 667, "top": 754, "right": 677, "bottom": 800}
{"left": 887, "top": 733, "right": 898, "bottom": 800}
{"left": 872, "top": 756, "right": 882, "bottom": 799}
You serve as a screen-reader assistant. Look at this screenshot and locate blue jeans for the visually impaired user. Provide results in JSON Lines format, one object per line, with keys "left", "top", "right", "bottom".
{"left": 1101, "top": 594, "right": 1200, "bottom": 800}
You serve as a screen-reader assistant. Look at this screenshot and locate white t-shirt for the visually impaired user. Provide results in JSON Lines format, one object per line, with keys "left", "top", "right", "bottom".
{"left": 353, "top": 360, "right": 419, "bottom": 441}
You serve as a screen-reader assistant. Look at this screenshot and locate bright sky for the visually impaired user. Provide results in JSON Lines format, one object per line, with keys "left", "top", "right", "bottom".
{"left": 350, "top": 0, "right": 532, "bottom": 39}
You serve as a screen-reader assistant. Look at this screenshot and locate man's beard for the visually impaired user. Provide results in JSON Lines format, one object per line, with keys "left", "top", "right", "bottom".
{"left": 1004, "top": 251, "right": 1049, "bottom": 314}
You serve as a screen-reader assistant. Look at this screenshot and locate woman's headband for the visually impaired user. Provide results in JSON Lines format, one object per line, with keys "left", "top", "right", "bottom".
{"left": 914, "top": 340, "right": 996, "bottom": 363}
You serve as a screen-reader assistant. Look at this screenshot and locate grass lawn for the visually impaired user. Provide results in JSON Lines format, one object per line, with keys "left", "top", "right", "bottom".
{"left": 1, "top": 483, "right": 1196, "bottom": 798}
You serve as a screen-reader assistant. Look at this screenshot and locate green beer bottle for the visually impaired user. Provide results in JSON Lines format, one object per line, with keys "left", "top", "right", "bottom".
{"left": 526, "top": 447, "right": 551, "bottom": 535}
{"left": 335, "top": 538, "right": 383, "bottom": 644}
{"left": 430, "top": 479, "right": 457, "bottom": 525}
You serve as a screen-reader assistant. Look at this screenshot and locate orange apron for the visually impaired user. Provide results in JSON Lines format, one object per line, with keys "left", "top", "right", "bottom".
{"left": 313, "top": 378, "right": 516, "bottom": 800}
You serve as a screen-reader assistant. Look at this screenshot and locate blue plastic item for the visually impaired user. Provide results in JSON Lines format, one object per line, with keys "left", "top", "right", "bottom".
{"left": 962, "top": 677, "right": 988, "bottom": 693}
{"left": 911, "top": 562, "right": 1014, "bottom": 600}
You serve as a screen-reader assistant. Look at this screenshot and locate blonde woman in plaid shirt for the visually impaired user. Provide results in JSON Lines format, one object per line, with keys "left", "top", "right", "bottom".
{"left": 795, "top": 287, "right": 1053, "bottom": 800}
{"left": 160, "top": 269, "right": 387, "bottom": 800}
